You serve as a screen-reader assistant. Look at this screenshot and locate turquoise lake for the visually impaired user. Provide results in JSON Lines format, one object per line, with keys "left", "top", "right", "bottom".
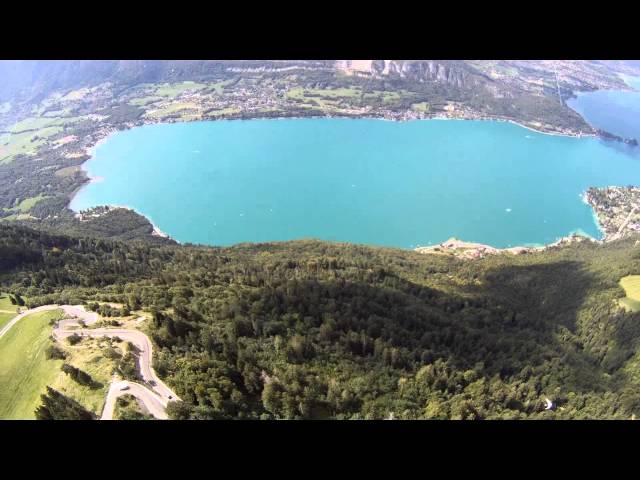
{"left": 70, "top": 118, "right": 640, "bottom": 249}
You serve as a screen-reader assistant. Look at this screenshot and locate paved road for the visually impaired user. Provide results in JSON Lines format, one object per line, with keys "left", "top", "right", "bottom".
{"left": 0, "top": 305, "right": 61, "bottom": 339}
{"left": 53, "top": 326, "right": 178, "bottom": 403}
{"left": 0, "top": 304, "right": 100, "bottom": 340}
{"left": 101, "top": 379, "right": 168, "bottom": 420}
{"left": 1, "top": 304, "right": 178, "bottom": 419}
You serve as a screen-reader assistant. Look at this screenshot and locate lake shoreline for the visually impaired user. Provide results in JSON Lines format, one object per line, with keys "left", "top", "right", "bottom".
{"left": 68, "top": 115, "right": 616, "bottom": 253}
{"left": 415, "top": 233, "right": 603, "bottom": 260}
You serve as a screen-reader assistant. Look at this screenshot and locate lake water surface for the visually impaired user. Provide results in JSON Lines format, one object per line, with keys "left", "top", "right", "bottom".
{"left": 567, "top": 75, "right": 640, "bottom": 140}
{"left": 71, "top": 118, "right": 640, "bottom": 248}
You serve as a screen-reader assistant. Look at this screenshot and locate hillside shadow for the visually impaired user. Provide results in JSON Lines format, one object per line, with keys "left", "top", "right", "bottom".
{"left": 458, "top": 260, "right": 609, "bottom": 389}
{"left": 461, "top": 260, "right": 593, "bottom": 333}
{"left": 312, "top": 259, "right": 608, "bottom": 394}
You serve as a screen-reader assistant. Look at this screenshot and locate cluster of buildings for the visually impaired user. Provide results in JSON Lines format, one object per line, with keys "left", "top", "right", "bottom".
{"left": 585, "top": 187, "right": 640, "bottom": 240}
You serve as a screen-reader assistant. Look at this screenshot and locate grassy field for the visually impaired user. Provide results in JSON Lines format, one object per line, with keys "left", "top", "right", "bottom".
{"left": 204, "top": 79, "right": 235, "bottom": 95}
{"left": 130, "top": 80, "right": 232, "bottom": 107}
{"left": 62, "top": 87, "right": 90, "bottom": 101}
{"left": 0, "top": 306, "right": 121, "bottom": 418}
{"left": 2, "top": 213, "right": 37, "bottom": 221}
{"left": 0, "top": 127, "right": 62, "bottom": 163}
{"left": 9, "top": 116, "right": 85, "bottom": 134}
{"left": 129, "top": 96, "right": 164, "bottom": 106}
{"left": 0, "top": 294, "right": 18, "bottom": 329}
{"left": 286, "top": 86, "right": 362, "bottom": 101}
{"left": 4, "top": 194, "right": 48, "bottom": 213}
{"left": 363, "top": 90, "right": 405, "bottom": 103}
{"left": 145, "top": 102, "right": 201, "bottom": 119}
{"left": 49, "top": 336, "right": 120, "bottom": 416}
{"left": 0, "top": 293, "right": 19, "bottom": 310}
{"left": 43, "top": 108, "right": 72, "bottom": 117}
{"left": 0, "top": 309, "right": 63, "bottom": 419}
{"left": 619, "top": 275, "right": 640, "bottom": 312}
{"left": 0, "top": 312, "right": 15, "bottom": 330}
{"left": 205, "top": 107, "right": 241, "bottom": 117}
{"left": 0, "top": 112, "right": 90, "bottom": 163}
{"left": 412, "top": 102, "right": 431, "bottom": 112}
{"left": 9, "top": 117, "right": 57, "bottom": 133}
{"left": 154, "top": 81, "right": 207, "bottom": 98}
{"left": 55, "top": 165, "right": 82, "bottom": 177}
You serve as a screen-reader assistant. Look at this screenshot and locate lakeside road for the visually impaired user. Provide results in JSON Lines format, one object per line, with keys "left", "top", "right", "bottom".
{"left": 1, "top": 304, "right": 178, "bottom": 419}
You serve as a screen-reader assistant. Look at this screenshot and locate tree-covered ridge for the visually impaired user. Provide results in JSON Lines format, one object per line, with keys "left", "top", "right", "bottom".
{"left": 3, "top": 224, "right": 640, "bottom": 419}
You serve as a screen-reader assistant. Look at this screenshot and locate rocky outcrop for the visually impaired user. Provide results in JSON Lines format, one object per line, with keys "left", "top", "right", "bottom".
{"left": 336, "top": 60, "right": 483, "bottom": 89}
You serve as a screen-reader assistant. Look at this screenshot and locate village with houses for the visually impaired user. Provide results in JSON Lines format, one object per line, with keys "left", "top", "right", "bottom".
{"left": 584, "top": 186, "right": 640, "bottom": 241}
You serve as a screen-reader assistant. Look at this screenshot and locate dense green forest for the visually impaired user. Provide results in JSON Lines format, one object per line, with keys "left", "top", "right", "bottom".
{"left": 3, "top": 224, "right": 640, "bottom": 419}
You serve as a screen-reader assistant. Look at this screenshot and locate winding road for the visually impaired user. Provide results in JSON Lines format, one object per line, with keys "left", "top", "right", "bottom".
{"left": 101, "top": 379, "right": 169, "bottom": 420}
{"left": 1, "top": 304, "right": 178, "bottom": 420}
{"left": 53, "top": 325, "right": 177, "bottom": 404}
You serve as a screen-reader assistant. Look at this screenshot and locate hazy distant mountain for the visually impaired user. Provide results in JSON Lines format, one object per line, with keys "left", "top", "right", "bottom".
{"left": 1, "top": 59, "right": 635, "bottom": 109}
{"left": 0, "top": 60, "right": 332, "bottom": 104}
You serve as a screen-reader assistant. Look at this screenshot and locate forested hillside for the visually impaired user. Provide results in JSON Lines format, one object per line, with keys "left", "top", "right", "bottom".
{"left": 2, "top": 224, "right": 640, "bottom": 419}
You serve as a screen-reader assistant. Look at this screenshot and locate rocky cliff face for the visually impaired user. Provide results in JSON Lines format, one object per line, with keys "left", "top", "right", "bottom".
{"left": 336, "top": 60, "right": 484, "bottom": 89}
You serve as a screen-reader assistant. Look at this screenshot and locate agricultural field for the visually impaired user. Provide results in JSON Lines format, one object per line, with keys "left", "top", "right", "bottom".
{"left": 0, "top": 313, "right": 14, "bottom": 330}
{"left": 286, "top": 86, "right": 362, "bottom": 101}
{"left": 204, "top": 107, "right": 242, "bottom": 117}
{"left": 55, "top": 165, "right": 82, "bottom": 177}
{"left": 619, "top": 275, "right": 640, "bottom": 312}
{"left": 43, "top": 108, "right": 73, "bottom": 117}
{"left": 130, "top": 80, "right": 232, "bottom": 107}
{"left": 9, "top": 116, "right": 59, "bottom": 133}
{"left": 204, "top": 79, "right": 236, "bottom": 95}
{"left": 0, "top": 114, "right": 89, "bottom": 163}
{"left": 4, "top": 194, "right": 48, "bottom": 213}
{"left": 0, "top": 292, "right": 19, "bottom": 311}
{"left": 9, "top": 115, "right": 85, "bottom": 133}
{"left": 0, "top": 293, "right": 18, "bottom": 329}
{"left": 145, "top": 102, "right": 201, "bottom": 119}
{"left": 154, "top": 81, "right": 207, "bottom": 97}
{"left": 0, "top": 127, "right": 62, "bottom": 163}
{"left": 0, "top": 309, "right": 63, "bottom": 419}
{"left": 62, "top": 87, "right": 91, "bottom": 101}
{"left": 2, "top": 213, "right": 37, "bottom": 221}
{"left": 129, "top": 96, "right": 164, "bottom": 106}
{"left": 412, "top": 102, "right": 431, "bottom": 112}
{"left": 363, "top": 90, "right": 405, "bottom": 103}
{"left": 0, "top": 305, "right": 126, "bottom": 419}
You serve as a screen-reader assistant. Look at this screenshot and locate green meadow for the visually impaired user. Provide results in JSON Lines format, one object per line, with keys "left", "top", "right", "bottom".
{"left": 619, "top": 275, "right": 640, "bottom": 312}
{"left": 0, "top": 309, "right": 63, "bottom": 419}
